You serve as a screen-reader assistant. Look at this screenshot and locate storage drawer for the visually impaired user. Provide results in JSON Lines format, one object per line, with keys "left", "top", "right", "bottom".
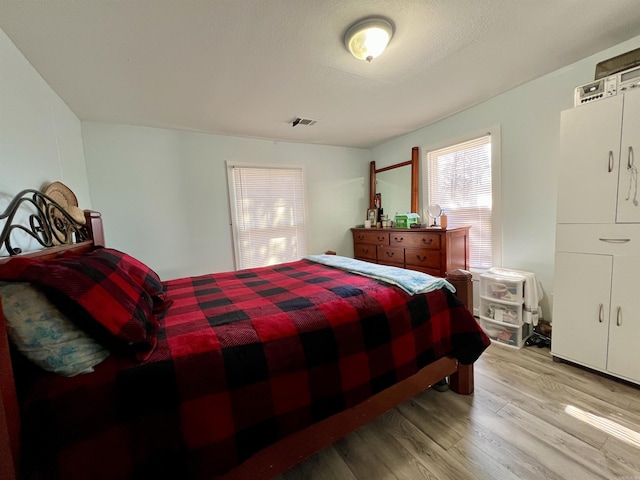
{"left": 479, "top": 317, "right": 531, "bottom": 349}
{"left": 405, "top": 248, "right": 440, "bottom": 270}
{"left": 354, "top": 244, "right": 377, "bottom": 260}
{"left": 390, "top": 232, "right": 441, "bottom": 249}
{"left": 480, "top": 273, "right": 523, "bottom": 301}
{"left": 405, "top": 264, "right": 440, "bottom": 277}
{"left": 352, "top": 230, "right": 389, "bottom": 245}
{"left": 377, "top": 246, "right": 404, "bottom": 265}
{"left": 555, "top": 223, "right": 640, "bottom": 255}
{"left": 480, "top": 299, "right": 522, "bottom": 326}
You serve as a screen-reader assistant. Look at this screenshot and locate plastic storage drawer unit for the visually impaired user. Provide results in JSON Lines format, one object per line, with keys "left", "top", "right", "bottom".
{"left": 480, "top": 272, "right": 524, "bottom": 301}
{"left": 480, "top": 317, "right": 532, "bottom": 348}
{"left": 479, "top": 270, "right": 531, "bottom": 349}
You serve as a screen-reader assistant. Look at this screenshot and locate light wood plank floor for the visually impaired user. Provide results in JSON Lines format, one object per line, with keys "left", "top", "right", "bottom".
{"left": 277, "top": 343, "right": 640, "bottom": 480}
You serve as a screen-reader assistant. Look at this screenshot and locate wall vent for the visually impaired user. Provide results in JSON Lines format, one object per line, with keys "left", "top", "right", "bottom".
{"left": 292, "top": 117, "right": 317, "bottom": 127}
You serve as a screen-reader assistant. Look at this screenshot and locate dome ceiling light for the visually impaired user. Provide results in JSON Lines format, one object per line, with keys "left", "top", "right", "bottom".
{"left": 344, "top": 17, "right": 394, "bottom": 62}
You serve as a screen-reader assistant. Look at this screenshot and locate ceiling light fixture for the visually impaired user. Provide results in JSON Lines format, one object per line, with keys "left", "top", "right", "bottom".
{"left": 344, "top": 17, "right": 394, "bottom": 62}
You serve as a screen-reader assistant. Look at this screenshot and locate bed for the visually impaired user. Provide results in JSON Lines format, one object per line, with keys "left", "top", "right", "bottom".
{"left": 0, "top": 189, "right": 490, "bottom": 480}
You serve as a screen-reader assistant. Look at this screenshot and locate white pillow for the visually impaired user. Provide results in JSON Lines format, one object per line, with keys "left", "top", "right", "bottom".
{"left": 0, "top": 281, "right": 109, "bottom": 376}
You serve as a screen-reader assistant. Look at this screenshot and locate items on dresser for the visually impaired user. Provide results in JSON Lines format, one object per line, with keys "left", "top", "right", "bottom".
{"left": 394, "top": 213, "right": 420, "bottom": 229}
{"left": 351, "top": 226, "right": 469, "bottom": 278}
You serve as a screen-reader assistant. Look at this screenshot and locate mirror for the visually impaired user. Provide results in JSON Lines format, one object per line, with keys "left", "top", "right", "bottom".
{"left": 369, "top": 146, "right": 419, "bottom": 222}
{"left": 376, "top": 167, "right": 411, "bottom": 222}
{"left": 427, "top": 204, "right": 442, "bottom": 227}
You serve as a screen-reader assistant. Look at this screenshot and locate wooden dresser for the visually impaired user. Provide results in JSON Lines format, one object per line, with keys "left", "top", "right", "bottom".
{"left": 351, "top": 227, "right": 470, "bottom": 277}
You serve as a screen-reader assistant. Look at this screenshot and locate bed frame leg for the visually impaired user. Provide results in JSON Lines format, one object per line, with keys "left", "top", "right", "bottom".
{"left": 448, "top": 363, "right": 474, "bottom": 395}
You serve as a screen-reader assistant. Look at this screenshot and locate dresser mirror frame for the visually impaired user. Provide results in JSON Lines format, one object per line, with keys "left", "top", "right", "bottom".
{"left": 369, "top": 146, "right": 419, "bottom": 215}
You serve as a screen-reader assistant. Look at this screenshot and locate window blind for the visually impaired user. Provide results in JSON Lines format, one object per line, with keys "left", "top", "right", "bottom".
{"left": 229, "top": 165, "right": 308, "bottom": 270}
{"left": 427, "top": 135, "right": 492, "bottom": 270}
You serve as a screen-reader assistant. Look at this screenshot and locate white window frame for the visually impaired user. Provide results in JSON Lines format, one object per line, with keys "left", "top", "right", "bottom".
{"left": 226, "top": 161, "right": 309, "bottom": 270}
{"left": 422, "top": 125, "right": 502, "bottom": 277}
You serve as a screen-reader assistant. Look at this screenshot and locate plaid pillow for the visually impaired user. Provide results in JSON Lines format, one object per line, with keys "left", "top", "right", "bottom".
{"left": 0, "top": 255, "right": 158, "bottom": 360}
{"left": 75, "top": 248, "right": 173, "bottom": 314}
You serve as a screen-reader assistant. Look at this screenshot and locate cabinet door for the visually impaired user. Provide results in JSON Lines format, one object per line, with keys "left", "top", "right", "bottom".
{"left": 607, "top": 256, "right": 640, "bottom": 383}
{"left": 617, "top": 89, "right": 640, "bottom": 223}
{"left": 557, "top": 96, "right": 623, "bottom": 224}
{"left": 551, "top": 252, "right": 611, "bottom": 370}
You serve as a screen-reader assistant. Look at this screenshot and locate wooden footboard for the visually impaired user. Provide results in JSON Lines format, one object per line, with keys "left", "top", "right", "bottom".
{"left": 220, "top": 355, "right": 472, "bottom": 480}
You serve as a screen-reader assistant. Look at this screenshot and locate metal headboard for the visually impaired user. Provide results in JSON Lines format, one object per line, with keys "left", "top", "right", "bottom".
{"left": 0, "top": 189, "right": 89, "bottom": 256}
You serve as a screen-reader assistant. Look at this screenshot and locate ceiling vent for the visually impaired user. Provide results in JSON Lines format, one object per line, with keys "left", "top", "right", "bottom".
{"left": 292, "top": 117, "right": 317, "bottom": 127}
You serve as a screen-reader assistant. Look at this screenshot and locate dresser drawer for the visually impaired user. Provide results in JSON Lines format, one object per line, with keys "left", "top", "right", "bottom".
{"left": 405, "top": 264, "right": 441, "bottom": 277}
{"left": 377, "top": 246, "right": 404, "bottom": 265}
{"left": 389, "top": 232, "right": 441, "bottom": 249}
{"left": 354, "top": 243, "right": 377, "bottom": 260}
{"left": 350, "top": 227, "right": 469, "bottom": 279}
{"left": 352, "top": 230, "right": 389, "bottom": 245}
{"left": 405, "top": 248, "right": 441, "bottom": 270}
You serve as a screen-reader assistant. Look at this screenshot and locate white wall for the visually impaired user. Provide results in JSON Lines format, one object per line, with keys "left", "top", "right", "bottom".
{"left": 0, "top": 28, "right": 90, "bottom": 212}
{"left": 372, "top": 34, "right": 640, "bottom": 321}
{"left": 82, "top": 122, "right": 370, "bottom": 280}
{"left": 6, "top": 16, "right": 640, "bottom": 319}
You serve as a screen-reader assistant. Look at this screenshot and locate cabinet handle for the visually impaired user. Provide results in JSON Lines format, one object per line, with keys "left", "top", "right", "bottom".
{"left": 416, "top": 254, "right": 427, "bottom": 261}
{"left": 357, "top": 235, "right": 365, "bottom": 240}
{"left": 598, "top": 303, "right": 604, "bottom": 323}
{"left": 385, "top": 251, "right": 395, "bottom": 258}
{"left": 362, "top": 248, "right": 369, "bottom": 254}
{"left": 628, "top": 146, "right": 634, "bottom": 169}
{"left": 421, "top": 238, "right": 433, "bottom": 245}
{"left": 394, "top": 237, "right": 404, "bottom": 243}
{"left": 608, "top": 150, "right": 614, "bottom": 173}
{"left": 377, "top": 236, "right": 386, "bottom": 242}
{"left": 616, "top": 306, "right": 622, "bottom": 326}
{"left": 598, "top": 238, "right": 631, "bottom": 243}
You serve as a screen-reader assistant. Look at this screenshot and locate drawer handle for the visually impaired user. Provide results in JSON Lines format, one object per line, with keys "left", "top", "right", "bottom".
{"left": 394, "top": 237, "right": 404, "bottom": 243}
{"left": 598, "top": 238, "right": 631, "bottom": 243}
{"left": 357, "top": 235, "right": 365, "bottom": 240}
{"left": 362, "top": 248, "right": 369, "bottom": 254}
{"left": 608, "top": 150, "right": 614, "bottom": 173}
{"left": 421, "top": 238, "right": 433, "bottom": 245}
{"left": 385, "top": 251, "right": 395, "bottom": 258}
{"left": 377, "top": 236, "right": 386, "bottom": 242}
{"left": 598, "top": 303, "right": 604, "bottom": 323}
{"left": 616, "top": 306, "right": 622, "bottom": 326}
{"left": 416, "top": 254, "right": 428, "bottom": 261}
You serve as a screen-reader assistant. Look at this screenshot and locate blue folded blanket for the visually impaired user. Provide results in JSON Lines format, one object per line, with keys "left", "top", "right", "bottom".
{"left": 304, "top": 255, "right": 455, "bottom": 296}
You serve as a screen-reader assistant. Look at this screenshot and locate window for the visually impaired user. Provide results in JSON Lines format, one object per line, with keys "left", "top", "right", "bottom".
{"left": 227, "top": 163, "right": 308, "bottom": 270}
{"left": 426, "top": 132, "right": 501, "bottom": 271}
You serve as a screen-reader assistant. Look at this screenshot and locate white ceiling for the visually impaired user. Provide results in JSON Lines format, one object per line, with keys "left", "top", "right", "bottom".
{"left": 3, "top": 0, "right": 640, "bottom": 149}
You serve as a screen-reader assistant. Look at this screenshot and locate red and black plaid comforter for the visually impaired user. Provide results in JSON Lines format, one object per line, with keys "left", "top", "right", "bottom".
{"left": 19, "top": 260, "right": 489, "bottom": 479}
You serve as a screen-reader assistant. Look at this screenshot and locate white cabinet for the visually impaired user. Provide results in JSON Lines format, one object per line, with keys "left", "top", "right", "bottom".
{"left": 618, "top": 89, "right": 640, "bottom": 222}
{"left": 552, "top": 225, "right": 640, "bottom": 385}
{"left": 607, "top": 256, "right": 640, "bottom": 382}
{"left": 557, "top": 89, "right": 640, "bottom": 224}
{"left": 552, "top": 252, "right": 611, "bottom": 371}
{"left": 554, "top": 89, "right": 640, "bottom": 386}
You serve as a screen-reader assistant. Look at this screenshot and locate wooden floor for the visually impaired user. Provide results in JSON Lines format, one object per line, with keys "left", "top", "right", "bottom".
{"left": 277, "top": 343, "right": 640, "bottom": 480}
